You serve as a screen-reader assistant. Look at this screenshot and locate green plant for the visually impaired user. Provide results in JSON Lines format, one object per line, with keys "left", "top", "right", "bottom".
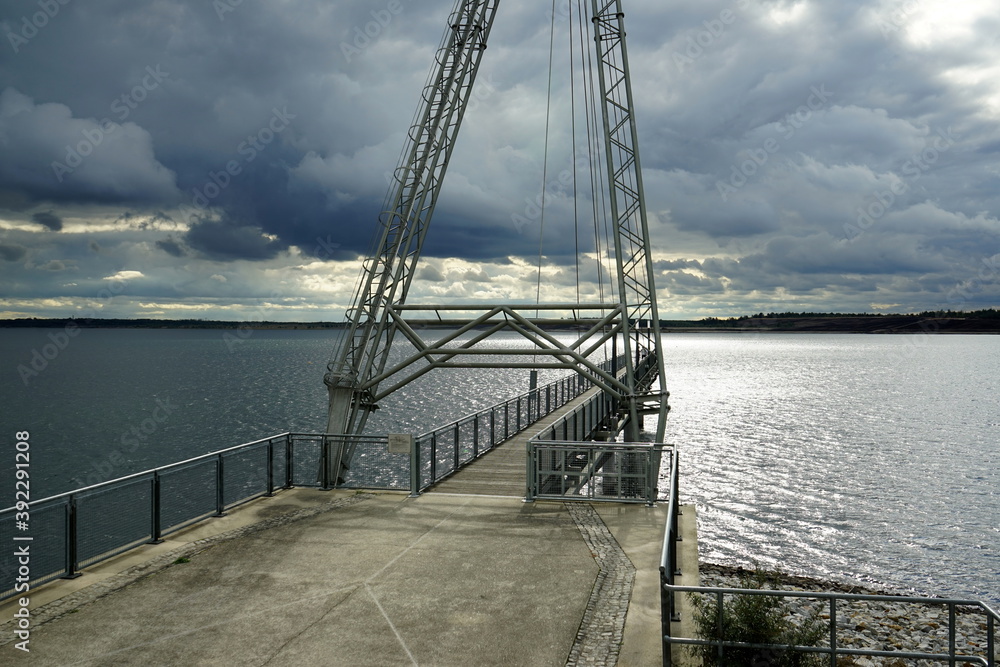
{"left": 689, "top": 568, "right": 825, "bottom": 667}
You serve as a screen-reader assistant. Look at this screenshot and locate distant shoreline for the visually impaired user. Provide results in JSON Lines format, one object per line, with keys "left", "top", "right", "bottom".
{"left": 1, "top": 313, "right": 998, "bottom": 334}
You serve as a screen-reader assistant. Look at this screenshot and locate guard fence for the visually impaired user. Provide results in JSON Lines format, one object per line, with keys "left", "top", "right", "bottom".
{"left": 658, "top": 459, "right": 999, "bottom": 667}
{"left": 0, "top": 357, "right": 625, "bottom": 602}
{"left": 525, "top": 441, "right": 668, "bottom": 505}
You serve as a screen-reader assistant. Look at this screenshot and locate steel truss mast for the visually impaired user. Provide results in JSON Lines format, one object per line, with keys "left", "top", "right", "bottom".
{"left": 324, "top": 0, "right": 668, "bottom": 484}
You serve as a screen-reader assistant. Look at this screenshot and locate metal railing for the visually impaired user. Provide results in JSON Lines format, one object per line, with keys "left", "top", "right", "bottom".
{"left": 0, "top": 433, "right": 309, "bottom": 601}
{"left": 658, "top": 462, "right": 999, "bottom": 666}
{"left": 404, "top": 356, "right": 626, "bottom": 494}
{"left": 0, "top": 358, "right": 626, "bottom": 601}
{"left": 525, "top": 441, "right": 668, "bottom": 505}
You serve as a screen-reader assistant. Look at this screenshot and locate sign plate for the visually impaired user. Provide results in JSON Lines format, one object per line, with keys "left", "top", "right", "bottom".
{"left": 387, "top": 433, "right": 413, "bottom": 455}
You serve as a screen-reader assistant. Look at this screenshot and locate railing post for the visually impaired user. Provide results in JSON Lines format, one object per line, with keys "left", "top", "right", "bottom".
{"left": 987, "top": 612, "right": 994, "bottom": 667}
{"left": 524, "top": 439, "right": 535, "bottom": 502}
{"left": 214, "top": 454, "right": 227, "bottom": 516}
{"left": 516, "top": 396, "right": 522, "bottom": 432}
{"left": 661, "top": 567, "right": 672, "bottom": 667}
{"left": 409, "top": 435, "right": 421, "bottom": 497}
{"left": 453, "top": 422, "right": 460, "bottom": 471}
{"left": 490, "top": 409, "right": 496, "bottom": 447}
{"left": 62, "top": 496, "right": 81, "bottom": 579}
{"left": 504, "top": 401, "right": 510, "bottom": 439}
{"left": 149, "top": 473, "right": 164, "bottom": 544}
{"left": 265, "top": 438, "right": 275, "bottom": 497}
{"left": 319, "top": 436, "right": 331, "bottom": 490}
{"left": 473, "top": 417, "right": 479, "bottom": 458}
{"left": 430, "top": 432, "right": 438, "bottom": 482}
{"left": 285, "top": 433, "right": 294, "bottom": 488}
{"left": 949, "top": 604, "right": 957, "bottom": 667}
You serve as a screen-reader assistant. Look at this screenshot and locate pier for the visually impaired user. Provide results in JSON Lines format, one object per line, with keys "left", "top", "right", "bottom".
{"left": 0, "top": 379, "right": 699, "bottom": 665}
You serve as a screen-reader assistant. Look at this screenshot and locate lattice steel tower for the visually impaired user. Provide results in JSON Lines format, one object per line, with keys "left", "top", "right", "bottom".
{"left": 323, "top": 0, "right": 668, "bottom": 484}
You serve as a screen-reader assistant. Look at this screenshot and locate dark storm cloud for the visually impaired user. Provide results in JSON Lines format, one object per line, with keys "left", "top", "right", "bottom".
{"left": 184, "top": 215, "right": 287, "bottom": 262}
{"left": 155, "top": 237, "right": 185, "bottom": 258}
{"left": 0, "top": 0, "right": 998, "bottom": 318}
{"left": 31, "top": 210, "right": 61, "bottom": 231}
{"left": 0, "top": 243, "right": 25, "bottom": 261}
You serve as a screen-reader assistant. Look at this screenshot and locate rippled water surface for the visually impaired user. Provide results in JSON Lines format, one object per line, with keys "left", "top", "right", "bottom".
{"left": 656, "top": 333, "right": 999, "bottom": 604}
{"left": 2, "top": 328, "right": 997, "bottom": 603}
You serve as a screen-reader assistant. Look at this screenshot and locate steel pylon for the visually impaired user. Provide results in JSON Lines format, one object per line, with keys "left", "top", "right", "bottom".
{"left": 324, "top": 0, "right": 668, "bottom": 485}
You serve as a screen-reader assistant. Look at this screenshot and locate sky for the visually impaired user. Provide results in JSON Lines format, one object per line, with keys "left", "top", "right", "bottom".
{"left": 1, "top": 0, "right": 999, "bottom": 321}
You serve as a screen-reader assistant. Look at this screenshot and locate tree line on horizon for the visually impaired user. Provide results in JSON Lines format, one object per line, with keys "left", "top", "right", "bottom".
{"left": 1, "top": 309, "right": 997, "bottom": 328}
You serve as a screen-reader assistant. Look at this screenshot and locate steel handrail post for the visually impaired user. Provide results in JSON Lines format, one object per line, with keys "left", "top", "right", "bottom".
{"left": 409, "top": 434, "right": 420, "bottom": 497}
{"left": 525, "top": 439, "right": 535, "bottom": 502}
{"left": 949, "top": 603, "right": 957, "bottom": 667}
{"left": 829, "top": 598, "right": 838, "bottom": 666}
{"left": 149, "top": 472, "right": 163, "bottom": 544}
{"left": 987, "top": 612, "right": 994, "bottom": 667}
{"left": 214, "top": 454, "right": 227, "bottom": 516}
{"left": 453, "top": 422, "right": 460, "bottom": 471}
{"left": 431, "top": 432, "right": 437, "bottom": 482}
{"left": 473, "top": 416, "right": 479, "bottom": 459}
{"left": 266, "top": 438, "right": 275, "bottom": 497}
{"left": 62, "top": 496, "right": 81, "bottom": 579}
{"left": 285, "top": 433, "right": 294, "bottom": 488}
{"left": 660, "top": 565, "right": 670, "bottom": 667}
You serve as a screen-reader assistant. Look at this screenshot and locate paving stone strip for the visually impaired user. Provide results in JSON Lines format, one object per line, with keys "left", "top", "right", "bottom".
{"left": 564, "top": 502, "right": 636, "bottom": 667}
{"left": 0, "top": 493, "right": 375, "bottom": 646}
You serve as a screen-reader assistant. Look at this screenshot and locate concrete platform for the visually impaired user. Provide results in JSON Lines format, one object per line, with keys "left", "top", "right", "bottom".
{"left": 0, "top": 488, "right": 696, "bottom": 666}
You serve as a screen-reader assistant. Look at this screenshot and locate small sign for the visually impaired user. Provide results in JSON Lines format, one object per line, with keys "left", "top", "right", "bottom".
{"left": 388, "top": 433, "right": 413, "bottom": 455}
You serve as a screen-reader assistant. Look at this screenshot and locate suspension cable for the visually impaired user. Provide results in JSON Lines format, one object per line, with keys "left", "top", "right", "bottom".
{"left": 535, "top": 0, "right": 560, "bottom": 314}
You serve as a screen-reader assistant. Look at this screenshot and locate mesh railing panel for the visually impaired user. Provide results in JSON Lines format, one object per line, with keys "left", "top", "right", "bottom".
{"left": 0, "top": 500, "right": 68, "bottom": 599}
{"left": 290, "top": 436, "right": 322, "bottom": 487}
{"left": 222, "top": 444, "right": 269, "bottom": 508}
{"left": 529, "top": 444, "right": 661, "bottom": 504}
{"left": 77, "top": 477, "right": 153, "bottom": 567}
{"left": 159, "top": 460, "right": 218, "bottom": 532}
{"left": 340, "top": 437, "right": 409, "bottom": 490}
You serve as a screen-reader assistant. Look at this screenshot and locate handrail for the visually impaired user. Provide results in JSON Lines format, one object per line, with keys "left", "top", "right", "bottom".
{"left": 0, "top": 433, "right": 294, "bottom": 513}
{"left": 1, "top": 356, "right": 630, "bottom": 602}
{"left": 658, "top": 466, "right": 999, "bottom": 667}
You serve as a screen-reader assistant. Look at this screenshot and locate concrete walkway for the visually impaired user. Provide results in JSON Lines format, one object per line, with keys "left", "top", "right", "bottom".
{"left": 1, "top": 488, "right": 694, "bottom": 666}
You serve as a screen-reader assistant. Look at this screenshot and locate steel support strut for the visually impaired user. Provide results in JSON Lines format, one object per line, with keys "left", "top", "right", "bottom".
{"left": 324, "top": 0, "right": 500, "bottom": 484}
{"left": 590, "top": 0, "right": 668, "bottom": 441}
{"left": 322, "top": 1, "right": 670, "bottom": 485}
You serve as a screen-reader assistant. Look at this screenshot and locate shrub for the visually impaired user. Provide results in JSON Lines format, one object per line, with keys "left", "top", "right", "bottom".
{"left": 689, "top": 568, "right": 825, "bottom": 666}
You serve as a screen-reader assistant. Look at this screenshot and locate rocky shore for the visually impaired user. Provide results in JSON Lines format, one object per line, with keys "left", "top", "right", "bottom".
{"left": 697, "top": 563, "right": 998, "bottom": 666}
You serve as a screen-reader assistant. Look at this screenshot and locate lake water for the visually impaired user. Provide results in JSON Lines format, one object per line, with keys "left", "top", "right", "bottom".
{"left": 2, "top": 328, "right": 997, "bottom": 604}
